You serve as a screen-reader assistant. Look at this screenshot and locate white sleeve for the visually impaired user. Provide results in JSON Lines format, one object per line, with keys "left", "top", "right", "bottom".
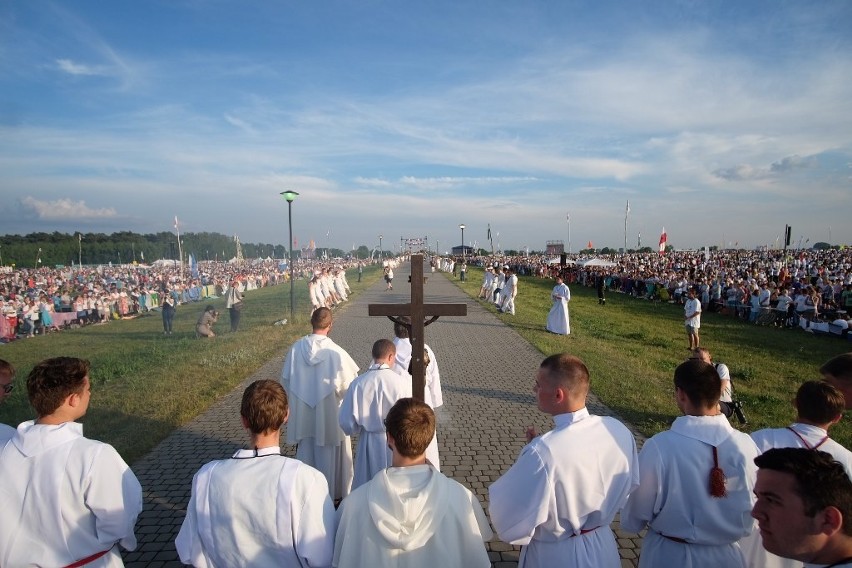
{"left": 338, "top": 383, "right": 359, "bottom": 436}
{"left": 85, "top": 444, "right": 143, "bottom": 552}
{"left": 488, "top": 444, "right": 551, "bottom": 545}
{"left": 292, "top": 468, "right": 336, "bottom": 568}
{"left": 620, "top": 439, "right": 662, "bottom": 533}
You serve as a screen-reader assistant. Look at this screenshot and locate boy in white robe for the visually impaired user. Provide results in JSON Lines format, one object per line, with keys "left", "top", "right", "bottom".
{"left": 333, "top": 398, "right": 492, "bottom": 568}
{"left": 742, "top": 381, "right": 852, "bottom": 568}
{"left": 339, "top": 339, "right": 412, "bottom": 490}
{"left": 281, "top": 306, "right": 360, "bottom": 500}
{"left": 545, "top": 276, "right": 571, "bottom": 334}
{"left": 751, "top": 448, "right": 852, "bottom": 567}
{"left": 176, "top": 379, "right": 335, "bottom": 567}
{"left": 499, "top": 267, "right": 518, "bottom": 314}
{"left": 621, "top": 359, "right": 759, "bottom": 568}
{"left": 489, "top": 353, "right": 638, "bottom": 568}
{"left": 0, "top": 357, "right": 143, "bottom": 568}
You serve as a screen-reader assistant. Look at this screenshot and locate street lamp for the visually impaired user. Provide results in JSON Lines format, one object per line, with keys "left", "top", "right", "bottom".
{"left": 459, "top": 224, "right": 465, "bottom": 259}
{"left": 379, "top": 235, "right": 383, "bottom": 261}
{"left": 280, "top": 190, "right": 299, "bottom": 321}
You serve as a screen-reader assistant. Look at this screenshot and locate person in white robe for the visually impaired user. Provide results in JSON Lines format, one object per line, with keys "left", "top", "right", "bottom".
{"left": 621, "top": 359, "right": 759, "bottom": 568}
{"left": 0, "top": 359, "right": 15, "bottom": 442}
{"left": 489, "top": 354, "right": 638, "bottom": 568}
{"left": 176, "top": 380, "right": 335, "bottom": 568}
{"left": 281, "top": 306, "right": 360, "bottom": 500}
{"left": 333, "top": 398, "right": 492, "bottom": 568}
{"left": 0, "top": 357, "right": 142, "bottom": 568}
{"left": 751, "top": 448, "right": 852, "bottom": 568}
{"left": 742, "top": 381, "right": 852, "bottom": 568}
{"left": 391, "top": 319, "right": 441, "bottom": 469}
{"left": 339, "top": 339, "right": 412, "bottom": 490}
{"left": 499, "top": 267, "right": 518, "bottom": 314}
{"left": 545, "top": 276, "right": 571, "bottom": 334}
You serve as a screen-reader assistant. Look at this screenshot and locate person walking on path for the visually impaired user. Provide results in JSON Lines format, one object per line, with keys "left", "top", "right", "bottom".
{"left": 281, "top": 306, "right": 360, "bottom": 500}
{"left": 545, "top": 276, "right": 571, "bottom": 335}
{"left": 176, "top": 379, "right": 335, "bottom": 568}
{"left": 489, "top": 354, "right": 638, "bottom": 568}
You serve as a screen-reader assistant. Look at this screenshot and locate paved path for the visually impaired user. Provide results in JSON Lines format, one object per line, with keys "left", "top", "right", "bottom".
{"left": 125, "top": 261, "right": 644, "bottom": 567}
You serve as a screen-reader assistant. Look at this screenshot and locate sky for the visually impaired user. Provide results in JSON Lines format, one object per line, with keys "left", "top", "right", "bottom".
{"left": 1, "top": 1, "right": 851, "bottom": 255}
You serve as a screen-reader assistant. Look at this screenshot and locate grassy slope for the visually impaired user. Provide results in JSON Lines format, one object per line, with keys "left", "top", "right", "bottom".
{"left": 0, "top": 266, "right": 381, "bottom": 463}
{"left": 454, "top": 267, "right": 852, "bottom": 447}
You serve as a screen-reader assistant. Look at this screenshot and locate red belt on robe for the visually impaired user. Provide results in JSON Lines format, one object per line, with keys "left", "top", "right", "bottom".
{"left": 571, "top": 525, "right": 601, "bottom": 537}
{"left": 62, "top": 546, "right": 113, "bottom": 568}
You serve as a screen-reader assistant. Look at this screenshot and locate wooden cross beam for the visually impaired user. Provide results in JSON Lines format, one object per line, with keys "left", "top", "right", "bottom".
{"left": 368, "top": 254, "right": 467, "bottom": 401}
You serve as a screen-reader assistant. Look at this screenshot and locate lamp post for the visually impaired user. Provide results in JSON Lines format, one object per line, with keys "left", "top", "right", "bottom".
{"left": 379, "top": 235, "right": 383, "bottom": 261}
{"left": 566, "top": 212, "right": 571, "bottom": 254}
{"left": 35, "top": 247, "right": 42, "bottom": 268}
{"left": 280, "top": 190, "right": 299, "bottom": 321}
{"left": 459, "top": 224, "right": 465, "bottom": 260}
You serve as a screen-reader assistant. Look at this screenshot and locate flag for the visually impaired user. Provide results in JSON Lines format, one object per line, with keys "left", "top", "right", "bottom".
{"left": 174, "top": 216, "right": 179, "bottom": 230}
{"left": 587, "top": 240, "right": 593, "bottom": 249}
{"left": 140, "top": 250, "right": 145, "bottom": 261}
{"left": 189, "top": 254, "right": 198, "bottom": 278}
{"left": 487, "top": 224, "right": 491, "bottom": 241}
{"left": 658, "top": 227, "right": 667, "bottom": 254}
{"left": 626, "top": 200, "right": 630, "bottom": 214}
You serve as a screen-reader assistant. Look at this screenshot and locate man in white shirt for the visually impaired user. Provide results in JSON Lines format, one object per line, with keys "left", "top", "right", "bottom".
{"left": 0, "top": 357, "right": 143, "bottom": 567}
{"left": 176, "top": 379, "right": 335, "bottom": 567}
{"left": 489, "top": 354, "right": 639, "bottom": 568}
{"left": 621, "top": 359, "right": 759, "bottom": 568}
{"left": 743, "top": 381, "right": 852, "bottom": 568}
{"left": 281, "top": 306, "right": 360, "bottom": 500}
{"left": 339, "top": 339, "right": 411, "bottom": 490}
{"left": 752, "top": 448, "right": 852, "bottom": 567}
{"left": 333, "top": 398, "right": 492, "bottom": 568}
{"left": 499, "top": 266, "right": 518, "bottom": 315}
{"left": 684, "top": 286, "right": 702, "bottom": 350}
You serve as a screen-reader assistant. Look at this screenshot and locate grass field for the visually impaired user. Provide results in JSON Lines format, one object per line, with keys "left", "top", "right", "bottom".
{"left": 0, "top": 266, "right": 382, "bottom": 463}
{"left": 453, "top": 267, "right": 852, "bottom": 447}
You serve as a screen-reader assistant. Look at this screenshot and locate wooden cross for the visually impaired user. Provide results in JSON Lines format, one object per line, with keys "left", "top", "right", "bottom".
{"left": 368, "top": 253, "right": 467, "bottom": 401}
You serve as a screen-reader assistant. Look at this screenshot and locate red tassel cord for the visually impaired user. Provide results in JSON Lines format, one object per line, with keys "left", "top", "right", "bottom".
{"left": 709, "top": 445, "right": 727, "bottom": 498}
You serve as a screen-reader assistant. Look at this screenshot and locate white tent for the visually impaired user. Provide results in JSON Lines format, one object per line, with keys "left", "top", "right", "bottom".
{"left": 546, "top": 257, "right": 575, "bottom": 265}
{"left": 579, "top": 258, "right": 616, "bottom": 267}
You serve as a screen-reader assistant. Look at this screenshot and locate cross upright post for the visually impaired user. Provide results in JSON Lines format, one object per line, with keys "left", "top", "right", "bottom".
{"left": 368, "top": 254, "right": 467, "bottom": 400}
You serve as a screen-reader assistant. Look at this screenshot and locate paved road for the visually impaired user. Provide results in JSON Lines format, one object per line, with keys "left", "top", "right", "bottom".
{"left": 125, "top": 260, "right": 644, "bottom": 567}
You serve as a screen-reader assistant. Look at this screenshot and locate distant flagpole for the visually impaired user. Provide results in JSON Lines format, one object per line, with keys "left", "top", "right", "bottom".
{"left": 566, "top": 212, "right": 571, "bottom": 254}
{"left": 78, "top": 233, "right": 82, "bottom": 267}
{"left": 624, "top": 201, "right": 630, "bottom": 253}
{"left": 174, "top": 216, "right": 184, "bottom": 277}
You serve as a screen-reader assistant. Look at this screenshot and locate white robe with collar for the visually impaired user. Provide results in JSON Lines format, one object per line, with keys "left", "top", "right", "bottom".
{"left": 0, "top": 421, "right": 143, "bottom": 568}
{"left": 175, "top": 447, "right": 335, "bottom": 568}
{"left": 488, "top": 408, "right": 639, "bottom": 568}
{"left": 333, "top": 465, "right": 492, "bottom": 568}
{"left": 339, "top": 363, "right": 412, "bottom": 490}
{"left": 621, "top": 414, "right": 759, "bottom": 568}
{"left": 282, "top": 333, "right": 360, "bottom": 500}
{"left": 545, "top": 282, "right": 571, "bottom": 335}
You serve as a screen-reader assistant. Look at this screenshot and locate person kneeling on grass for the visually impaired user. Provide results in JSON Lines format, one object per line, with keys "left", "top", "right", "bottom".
{"left": 195, "top": 305, "right": 218, "bottom": 338}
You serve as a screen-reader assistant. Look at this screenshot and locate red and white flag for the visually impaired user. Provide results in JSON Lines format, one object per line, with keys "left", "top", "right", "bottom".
{"left": 658, "top": 227, "right": 667, "bottom": 254}
{"left": 174, "top": 216, "right": 179, "bottom": 230}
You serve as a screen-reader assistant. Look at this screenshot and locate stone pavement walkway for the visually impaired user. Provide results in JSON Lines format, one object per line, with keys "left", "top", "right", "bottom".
{"left": 125, "top": 260, "right": 644, "bottom": 567}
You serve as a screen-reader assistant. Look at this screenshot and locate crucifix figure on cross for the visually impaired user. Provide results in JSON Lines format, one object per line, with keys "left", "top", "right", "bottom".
{"left": 368, "top": 254, "right": 467, "bottom": 400}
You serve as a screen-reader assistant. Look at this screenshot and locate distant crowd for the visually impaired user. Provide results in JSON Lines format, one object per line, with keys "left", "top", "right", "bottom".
{"left": 0, "top": 257, "right": 367, "bottom": 341}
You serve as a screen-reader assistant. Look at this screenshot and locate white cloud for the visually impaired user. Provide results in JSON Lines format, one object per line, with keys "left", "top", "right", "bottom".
{"left": 19, "top": 197, "right": 119, "bottom": 220}
{"left": 55, "top": 58, "right": 107, "bottom": 76}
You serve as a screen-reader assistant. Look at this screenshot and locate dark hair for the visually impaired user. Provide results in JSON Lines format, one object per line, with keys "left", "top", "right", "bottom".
{"left": 27, "top": 357, "right": 90, "bottom": 417}
{"left": 0, "top": 359, "right": 15, "bottom": 380}
{"left": 796, "top": 381, "right": 845, "bottom": 424}
{"left": 311, "top": 307, "right": 332, "bottom": 330}
{"left": 674, "top": 359, "right": 721, "bottom": 409}
{"left": 385, "top": 398, "right": 435, "bottom": 458}
{"left": 372, "top": 338, "right": 396, "bottom": 361}
{"left": 821, "top": 353, "right": 852, "bottom": 383}
{"left": 756, "top": 448, "right": 852, "bottom": 535}
{"left": 539, "top": 353, "right": 589, "bottom": 394}
{"left": 393, "top": 317, "right": 410, "bottom": 339}
{"left": 204, "top": 304, "right": 216, "bottom": 313}
{"left": 240, "top": 380, "right": 288, "bottom": 434}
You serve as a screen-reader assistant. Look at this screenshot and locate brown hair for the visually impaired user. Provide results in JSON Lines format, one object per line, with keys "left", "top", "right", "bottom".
{"left": 821, "top": 353, "right": 852, "bottom": 383}
{"left": 674, "top": 359, "right": 721, "bottom": 409}
{"left": 0, "top": 359, "right": 15, "bottom": 380}
{"left": 385, "top": 398, "right": 435, "bottom": 458}
{"left": 539, "top": 353, "right": 590, "bottom": 395}
{"left": 311, "top": 307, "right": 333, "bottom": 331}
{"left": 796, "top": 380, "right": 845, "bottom": 424}
{"left": 372, "top": 339, "right": 396, "bottom": 361}
{"left": 240, "top": 380, "right": 288, "bottom": 434}
{"left": 27, "top": 357, "right": 90, "bottom": 417}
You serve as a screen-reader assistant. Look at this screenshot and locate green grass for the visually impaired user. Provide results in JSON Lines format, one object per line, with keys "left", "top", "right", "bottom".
{"left": 0, "top": 266, "right": 382, "bottom": 463}
{"left": 454, "top": 267, "right": 852, "bottom": 446}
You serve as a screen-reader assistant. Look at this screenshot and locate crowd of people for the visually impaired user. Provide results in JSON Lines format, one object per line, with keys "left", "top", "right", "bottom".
{"left": 3, "top": 347, "right": 852, "bottom": 567}
{"left": 0, "top": 257, "right": 368, "bottom": 341}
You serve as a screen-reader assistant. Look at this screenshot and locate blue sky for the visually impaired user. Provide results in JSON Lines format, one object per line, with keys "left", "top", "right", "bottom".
{"left": 1, "top": 1, "right": 850, "bottom": 254}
